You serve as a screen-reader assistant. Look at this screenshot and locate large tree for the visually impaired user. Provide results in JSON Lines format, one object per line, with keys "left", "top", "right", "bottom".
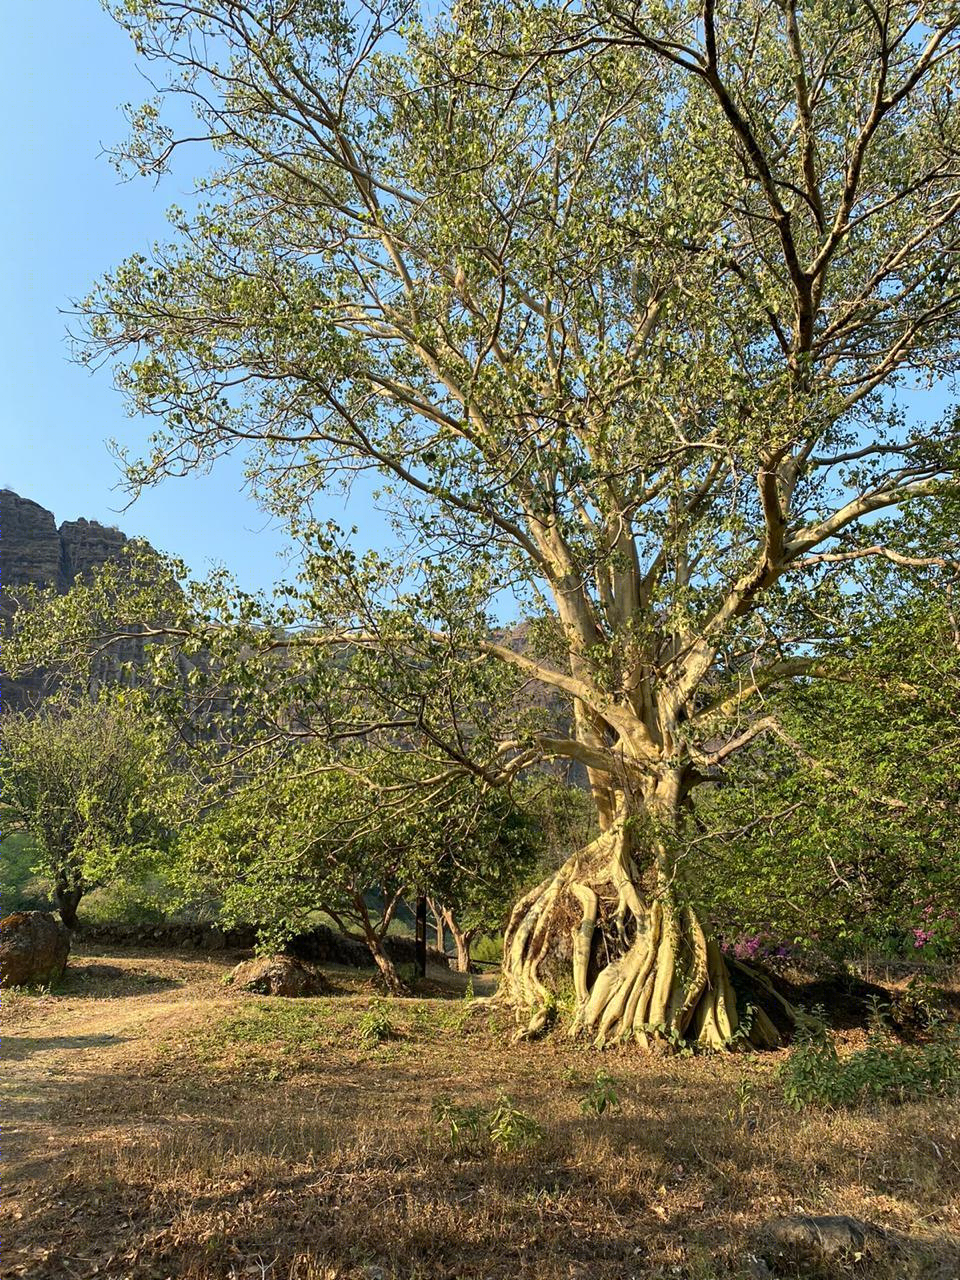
{"left": 39, "top": 0, "right": 960, "bottom": 1045}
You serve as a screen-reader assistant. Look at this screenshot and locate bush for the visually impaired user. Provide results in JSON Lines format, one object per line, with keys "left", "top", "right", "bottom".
{"left": 470, "top": 934, "right": 503, "bottom": 967}
{"left": 779, "top": 1017, "right": 960, "bottom": 1109}
{"left": 579, "top": 1070, "right": 620, "bottom": 1117}
{"left": 357, "top": 999, "right": 396, "bottom": 1046}
{"left": 432, "top": 1092, "right": 542, "bottom": 1154}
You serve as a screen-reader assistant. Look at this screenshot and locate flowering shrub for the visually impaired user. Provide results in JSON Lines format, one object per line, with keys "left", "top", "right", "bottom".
{"left": 910, "top": 903, "right": 960, "bottom": 955}
{"left": 724, "top": 933, "right": 792, "bottom": 963}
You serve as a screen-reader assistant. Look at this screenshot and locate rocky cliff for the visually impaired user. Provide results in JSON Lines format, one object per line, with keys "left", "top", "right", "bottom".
{"left": 0, "top": 490, "right": 148, "bottom": 712}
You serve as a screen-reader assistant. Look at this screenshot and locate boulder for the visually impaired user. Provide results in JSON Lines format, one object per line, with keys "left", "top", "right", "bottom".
{"left": 0, "top": 911, "right": 71, "bottom": 988}
{"left": 229, "top": 955, "right": 330, "bottom": 997}
{"left": 763, "top": 1214, "right": 885, "bottom": 1259}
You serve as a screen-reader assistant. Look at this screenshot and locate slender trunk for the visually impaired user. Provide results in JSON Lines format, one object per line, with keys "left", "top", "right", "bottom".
{"left": 439, "top": 908, "right": 475, "bottom": 973}
{"left": 55, "top": 882, "right": 82, "bottom": 930}
{"left": 499, "top": 784, "right": 785, "bottom": 1050}
{"left": 353, "top": 894, "right": 406, "bottom": 995}
{"left": 380, "top": 888, "right": 403, "bottom": 934}
{"left": 426, "top": 897, "right": 445, "bottom": 952}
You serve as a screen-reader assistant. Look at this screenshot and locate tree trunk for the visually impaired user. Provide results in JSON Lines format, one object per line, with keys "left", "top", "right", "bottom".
{"left": 353, "top": 894, "right": 407, "bottom": 995}
{"left": 452, "top": 928, "right": 473, "bottom": 975}
{"left": 427, "top": 899, "right": 445, "bottom": 951}
{"left": 499, "top": 800, "right": 784, "bottom": 1050}
{"left": 55, "top": 883, "right": 82, "bottom": 930}
{"left": 441, "top": 908, "right": 475, "bottom": 974}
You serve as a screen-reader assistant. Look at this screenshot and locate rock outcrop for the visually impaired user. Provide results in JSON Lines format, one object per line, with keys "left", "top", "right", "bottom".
{"left": 762, "top": 1215, "right": 887, "bottom": 1262}
{"left": 0, "top": 489, "right": 151, "bottom": 711}
{"left": 58, "top": 517, "right": 129, "bottom": 592}
{"left": 0, "top": 911, "right": 71, "bottom": 987}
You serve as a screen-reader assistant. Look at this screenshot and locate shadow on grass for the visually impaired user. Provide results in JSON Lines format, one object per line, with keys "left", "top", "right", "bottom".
{"left": 55, "top": 960, "right": 183, "bottom": 1000}
{"left": 4, "top": 1043, "right": 959, "bottom": 1280}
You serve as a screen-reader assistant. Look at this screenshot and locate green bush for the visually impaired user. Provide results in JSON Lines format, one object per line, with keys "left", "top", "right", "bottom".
{"left": 432, "top": 1092, "right": 542, "bottom": 1154}
{"left": 468, "top": 933, "right": 503, "bottom": 966}
{"left": 431, "top": 1097, "right": 487, "bottom": 1153}
{"left": 579, "top": 1070, "right": 621, "bottom": 1117}
{"left": 357, "top": 998, "right": 396, "bottom": 1046}
{"left": 779, "top": 1017, "right": 960, "bottom": 1109}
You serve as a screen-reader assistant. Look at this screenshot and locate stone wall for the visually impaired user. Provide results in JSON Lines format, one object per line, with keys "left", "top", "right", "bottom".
{"left": 75, "top": 918, "right": 450, "bottom": 969}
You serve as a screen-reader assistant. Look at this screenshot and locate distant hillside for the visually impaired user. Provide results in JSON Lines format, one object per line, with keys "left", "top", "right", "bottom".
{"left": 0, "top": 489, "right": 152, "bottom": 712}
{"left": 0, "top": 491, "right": 581, "bottom": 785}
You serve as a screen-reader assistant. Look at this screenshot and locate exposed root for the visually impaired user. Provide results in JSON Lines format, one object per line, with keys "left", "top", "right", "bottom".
{"left": 501, "top": 829, "right": 792, "bottom": 1052}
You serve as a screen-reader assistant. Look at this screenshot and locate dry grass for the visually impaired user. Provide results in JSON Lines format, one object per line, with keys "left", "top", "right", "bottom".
{"left": 2, "top": 945, "right": 959, "bottom": 1280}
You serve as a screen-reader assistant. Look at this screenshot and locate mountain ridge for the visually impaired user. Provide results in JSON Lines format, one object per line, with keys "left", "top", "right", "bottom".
{"left": 0, "top": 489, "right": 149, "bottom": 712}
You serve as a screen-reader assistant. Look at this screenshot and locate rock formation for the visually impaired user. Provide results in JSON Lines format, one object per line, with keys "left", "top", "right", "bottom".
{"left": 0, "top": 489, "right": 151, "bottom": 711}
{"left": 0, "top": 911, "right": 71, "bottom": 987}
{"left": 228, "top": 955, "right": 331, "bottom": 997}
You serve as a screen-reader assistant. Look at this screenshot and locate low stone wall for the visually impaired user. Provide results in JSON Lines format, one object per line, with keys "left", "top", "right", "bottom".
{"left": 75, "top": 919, "right": 449, "bottom": 969}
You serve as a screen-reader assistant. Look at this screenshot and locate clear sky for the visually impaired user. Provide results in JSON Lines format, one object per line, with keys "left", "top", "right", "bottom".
{"left": 0, "top": 2, "right": 387, "bottom": 594}
{"left": 3, "top": 7, "right": 949, "bottom": 604}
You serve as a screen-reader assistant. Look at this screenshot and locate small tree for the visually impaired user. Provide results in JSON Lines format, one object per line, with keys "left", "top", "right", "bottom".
{"left": 0, "top": 695, "right": 178, "bottom": 927}
{"left": 427, "top": 780, "right": 549, "bottom": 972}
{"left": 184, "top": 744, "right": 539, "bottom": 991}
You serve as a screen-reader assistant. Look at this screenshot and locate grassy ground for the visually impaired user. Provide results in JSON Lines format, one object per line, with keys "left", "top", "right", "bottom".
{"left": 2, "top": 945, "right": 958, "bottom": 1280}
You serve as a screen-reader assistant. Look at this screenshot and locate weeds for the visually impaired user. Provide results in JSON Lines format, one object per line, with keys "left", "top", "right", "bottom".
{"left": 779, "top": 1016, "right": 960, "bottom": 1109}
{"left": 357, "top": 998, "right": 396, "bottom": 1046}
{"left": 432, "top": 1091, "right": 542, "bottom": 1154}
{"left": 486, "top": 1092, "right": 543, "bottom": 1151}
{"left": 431, "top": 1097, "right": 487, "bottom": 1153}
{"left": 726, "top": 1078, "right": 756, "bottom": 1126}
{"left": 579, "top": 1069, "right": 620, "bottom": 1117}
{"left": 890, "top": 973, "right": 950, "bottom": 1032}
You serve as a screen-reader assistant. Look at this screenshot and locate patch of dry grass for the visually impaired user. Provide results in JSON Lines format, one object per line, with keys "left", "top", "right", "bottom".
{"left": 2, "top": 948, "right": 959, "bottom": 1280}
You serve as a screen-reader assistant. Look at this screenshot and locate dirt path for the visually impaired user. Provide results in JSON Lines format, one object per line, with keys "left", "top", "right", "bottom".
{"left": 1, "top": 947, "right": 496, "bottom": 1174}
{"left": 1, "top": 949, "right": 238, "bottom": 1173}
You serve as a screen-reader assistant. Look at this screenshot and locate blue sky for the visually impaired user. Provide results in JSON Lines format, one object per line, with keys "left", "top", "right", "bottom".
{"left": 0, "top": 2, "right": 385, "bottom": 594}
{"left": 3, "top": 7, "right": 950, "bottom": 607}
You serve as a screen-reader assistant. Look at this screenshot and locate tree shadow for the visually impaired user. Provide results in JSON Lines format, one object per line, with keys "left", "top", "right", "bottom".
{"left": 1, "top": 1030, "right": 134, "bottom": 1063}
{"left": 4, "top": 1048, "right": 958, "bottom": 1280}
{"left": 55, "top": 960, "right": 182, "bottom": 999}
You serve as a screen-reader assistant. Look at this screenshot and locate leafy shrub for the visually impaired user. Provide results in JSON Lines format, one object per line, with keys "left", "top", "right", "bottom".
{"left": 727, "top": 1078, "right": 757, "bottom": 1125}
{"left": 889, "top": 974, "right": 949, "bottom": 1033}
{"left": 431, "top": 1097, "right": 487, "bottom": 1153}
{"left": 579, "top": 1070, "right": 620, "bottom": 1117}
{"left": 486, "top": 1093, "right": 543, "bottom": 1151}
{"left": 432, "top": 1092, "right": 542, "bottom": 1154}
{"left": 470, "top": 934, "right": 503, "bottom": 967}
{"left": 357, "top": 998, "right": 396, "bottom": 1046}
{"left": 779, "top": 1017, "right": 960, "bottom": 1109}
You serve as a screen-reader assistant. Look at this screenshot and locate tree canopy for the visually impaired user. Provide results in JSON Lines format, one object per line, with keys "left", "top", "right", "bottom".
{"left": 0, "top": 693, "right": 181, "bottom": 927}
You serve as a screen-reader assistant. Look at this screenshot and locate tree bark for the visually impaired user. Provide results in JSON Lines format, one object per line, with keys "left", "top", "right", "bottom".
{"left": 427, "top": 899, "right": 444, "bottom": 951}
{"left": 55, "top": 882, "right": 83, "bottom": 930}
{"left": 444, "top": 909, "right": 475, "bottom": 974}
{"left": 499, "top": 787, "right": 783, "bottom": 1050}
{"left": 353, "top": 894, "right": 406, "bottom": 995}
